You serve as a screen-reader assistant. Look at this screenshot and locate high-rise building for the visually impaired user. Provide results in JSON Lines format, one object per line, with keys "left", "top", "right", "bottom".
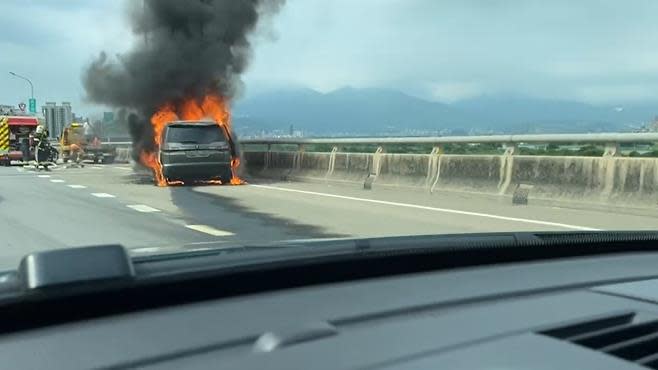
{"left": 103, "top": 111, "right": 115, "bottom": 124}
{"left": 42, "top": 102, "right": 73, "bottom": 138}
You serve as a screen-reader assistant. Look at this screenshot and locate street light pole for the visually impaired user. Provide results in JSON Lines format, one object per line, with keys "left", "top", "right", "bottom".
{"left": 9, "top": 71, "right": 34, "bottom": 99}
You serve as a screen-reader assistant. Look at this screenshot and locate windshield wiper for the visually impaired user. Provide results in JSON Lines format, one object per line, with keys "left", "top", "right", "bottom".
{"left": 0, "top": 231, "right": 658, "bottom": 335}
{"left": 3, "top": 231, "right": 658, "bottom": 301}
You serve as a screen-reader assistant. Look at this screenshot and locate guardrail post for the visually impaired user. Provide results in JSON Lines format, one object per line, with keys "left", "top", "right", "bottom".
{"left": 498, "top": 143, "right": 517, "bottom": 195}
{"left": 503, "top": 143, "right": 517, "bottom": 156}
{"left": 264, "top": 143, "right": 272, "bottom": 170}
{"left": 325, "top": 146, "right": 338, "bottom": 178}
{"left": 427, "top": 146, "right": 443, "bottom": 193}
{"left": 603, "top": 142, "right": 620, "bottom": 157}
{"left": 292, "top": 144, "right": 305, "bottom": 170}
{"left": 601, "top": 142, "right": 619, "bottom": 198}
{"left": 364, "top": 146, "right": 384, "bottom": 190}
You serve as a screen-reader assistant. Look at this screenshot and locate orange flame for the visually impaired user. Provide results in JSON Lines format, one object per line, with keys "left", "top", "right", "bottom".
{"left": 140, "top": 93, "right": 243, "bottom": 186}
{"left": 140, "top": 151, "right": 166, "bottom": 186}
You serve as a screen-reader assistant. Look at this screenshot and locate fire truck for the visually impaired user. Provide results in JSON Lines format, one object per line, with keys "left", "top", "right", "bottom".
{"left": 0, "top": 115, "right": 39, "bottom": 166}
{"left": 59, "top": 123, "right": 116, "bottom": 164}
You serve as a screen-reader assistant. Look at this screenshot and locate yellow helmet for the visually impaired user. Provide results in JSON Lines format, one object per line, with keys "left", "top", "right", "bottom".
{"left": 35, "top": 125, "right": 45, "bottom": 134}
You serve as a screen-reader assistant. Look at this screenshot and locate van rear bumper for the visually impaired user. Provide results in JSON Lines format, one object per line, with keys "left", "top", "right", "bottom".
{"left": 162, "top": 162, "right": 231, "bottom": 180}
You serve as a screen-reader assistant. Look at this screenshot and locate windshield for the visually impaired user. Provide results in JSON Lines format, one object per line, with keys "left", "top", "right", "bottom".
{"left": 1, "top": 0, "right": 658, "bottom": 268}
{"left": 165, "top": 125, "right": 227, "bottom": 145}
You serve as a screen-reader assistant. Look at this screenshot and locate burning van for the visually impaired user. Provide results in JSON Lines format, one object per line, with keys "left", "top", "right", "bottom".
{"left": 158, "top": 120, "right": 233, "bottom": 184}
{"left": 139, "top": 94, "right": 242, "bottom": 186}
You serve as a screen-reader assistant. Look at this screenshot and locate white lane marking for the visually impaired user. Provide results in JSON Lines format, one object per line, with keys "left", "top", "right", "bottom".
{"left": 67, "top": 185, "right": 87, "bottom": 189}
{"left": 91, "top": 166, "right": 103, "bottom": 170}
{"left": 185, "top": 224, "right": 234, "bottom": 236}
{"left": 37, "top": 174, "right": 51, "bottom": 178}
{"left": 91, "top": 193, "right": 116, "bottom": 198}
{"left": 127, "top": 204, "right": 160, "bottom": 213}
{"left": 251, "top": 185, "right": 600, "bottom": 231}
{"left": 184, "top": 240, "right": 234, "bottom": 246}
{"left": 131, "top": 247, "right": 162, "bottom": 253}
{"left": 115, "top": 167, "right": 132, "bottom": 171}
{"left": 50, "top": 179, "right": 65, "bottom": 183}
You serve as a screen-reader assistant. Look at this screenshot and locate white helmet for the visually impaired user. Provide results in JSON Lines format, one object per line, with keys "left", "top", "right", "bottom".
{"left": 35, "top": 125, "right": 45, "bottom": 134}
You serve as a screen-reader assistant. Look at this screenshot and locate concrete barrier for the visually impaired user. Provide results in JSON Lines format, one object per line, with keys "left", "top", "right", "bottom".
{"left": 508, "top": 156, "right": 658, "bottom": 204}
{"left": 114, "top": 147, "right": 132, "bottom": 163}
{"left": 243, "top": 150, "right": 658, "bottom": 205}
{"left": 244, "top": 151, "right": 373, "bottom": 184}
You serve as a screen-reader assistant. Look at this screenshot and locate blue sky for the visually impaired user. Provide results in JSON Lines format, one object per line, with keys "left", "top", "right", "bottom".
{"left": 3, "top": 0, "right": 658, "bottom": 116}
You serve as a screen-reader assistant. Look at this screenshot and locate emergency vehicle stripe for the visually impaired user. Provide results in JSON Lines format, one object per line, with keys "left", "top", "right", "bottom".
{"left": 0, "top": 117, "right": 9, "bottom": 151}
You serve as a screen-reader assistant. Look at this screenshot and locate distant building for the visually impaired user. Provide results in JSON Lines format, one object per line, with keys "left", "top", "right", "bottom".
{"left": 0, "top": 104, "right": 29, "bottom": 116}
{"left": 42, "top": 102, "right": 73, "bottom": 138}
{"left": 103, "top": 111, "right": 115, "bottom": 124}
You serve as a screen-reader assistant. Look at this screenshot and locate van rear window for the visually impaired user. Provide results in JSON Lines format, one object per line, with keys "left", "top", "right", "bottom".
{"left": 165, "top": 125, "right": 227, "bottom": 144}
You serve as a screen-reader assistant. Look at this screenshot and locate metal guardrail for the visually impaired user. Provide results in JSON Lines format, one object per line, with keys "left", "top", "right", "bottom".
{"left": 239, "top": 132, "right": 658, "bottom": 145}
{"left": 95, "top": 132, "right": 658, "bottom": 151}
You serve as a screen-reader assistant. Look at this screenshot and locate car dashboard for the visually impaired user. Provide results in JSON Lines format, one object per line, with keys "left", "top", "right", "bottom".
{"left": 2, "top": 247, "right": 658, "bottom": 369}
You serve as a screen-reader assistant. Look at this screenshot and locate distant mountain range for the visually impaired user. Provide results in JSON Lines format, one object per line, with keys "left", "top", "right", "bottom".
{"left": 232, "top": 87, "right": 658, "bottom": 135}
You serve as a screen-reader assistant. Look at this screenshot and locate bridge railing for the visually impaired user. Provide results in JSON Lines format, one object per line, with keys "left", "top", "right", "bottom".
{"left": 240, "top": 132, "right": 658, "bottom": 157}
{"left": 240, "top": 132, "right": 658, "bottom": 145}
{"left": 99, "top": 132, "right": 658, "bottom": 156}
{"left": 239, "top": 133, "right": 658, "bottom": 205}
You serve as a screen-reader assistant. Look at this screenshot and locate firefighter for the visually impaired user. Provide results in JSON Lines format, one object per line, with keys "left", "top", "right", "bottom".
{"left": 35, "top": 124, "right": 49, "bottom": 141}
{"left": 33, "top": 125, "right": 51, "bottom": 167}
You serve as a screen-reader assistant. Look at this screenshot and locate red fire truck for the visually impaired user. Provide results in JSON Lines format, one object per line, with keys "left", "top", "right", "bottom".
{"left": 0, "top": 115, "right": 39, "bottom": 166}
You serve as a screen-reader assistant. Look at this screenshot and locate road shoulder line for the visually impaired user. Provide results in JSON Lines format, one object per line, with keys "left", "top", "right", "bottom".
{"left": 250, "top": 184, "right": 599, "bottom": 231}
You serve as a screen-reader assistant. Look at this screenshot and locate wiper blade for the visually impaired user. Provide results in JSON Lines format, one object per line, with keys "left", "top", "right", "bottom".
{"left": 6, "top": 231, "right": 658, "bottom": 299}
{"left": 18, "top": 245, "right": 134, "bottom": 291}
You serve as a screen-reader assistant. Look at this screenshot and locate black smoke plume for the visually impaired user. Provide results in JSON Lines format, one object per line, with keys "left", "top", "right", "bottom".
{"left": 82, "top": 0, "right": 284, "bottom": 157}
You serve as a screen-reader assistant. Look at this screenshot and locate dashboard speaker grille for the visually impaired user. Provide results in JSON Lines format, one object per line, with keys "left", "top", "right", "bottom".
{"left": 540, "top": 311, "right": 658, "bottom": 369}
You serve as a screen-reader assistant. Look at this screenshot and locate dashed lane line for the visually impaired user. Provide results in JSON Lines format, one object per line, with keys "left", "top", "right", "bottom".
{"left": 185, "top": 224, "right": 234, "bottom": 236}
{"left": 67, "top": 185, "right": 87, "bottom": 189}
{"left": 130, "top": 247, "right": 163, "bottom": 254}
{"left": 50, "top": 179, "right": 65, "bottom": 183}
{"left": 127, "top": 204, "right": 160, "bottom": 213}
{"left": 37, "top": 174, "right": 51, "bottom": 178}
{"left": 250, "top": 184, "right": 600, "bottom": 231}
{"left": 91, "top": 193, "right": 116, "bottom": 198}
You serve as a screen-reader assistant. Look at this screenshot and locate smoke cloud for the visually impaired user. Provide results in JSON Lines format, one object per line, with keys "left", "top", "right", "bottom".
{"left": 82, "top": 0, "right": 284, "bottom": 156}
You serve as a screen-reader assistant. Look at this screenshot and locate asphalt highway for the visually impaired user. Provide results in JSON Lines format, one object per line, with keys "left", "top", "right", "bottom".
{"left": 1, "top": 163, "right": 657, "bottom": 268}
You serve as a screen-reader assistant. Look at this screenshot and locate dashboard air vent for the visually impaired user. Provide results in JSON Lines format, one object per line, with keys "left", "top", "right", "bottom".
{"left": 540, "top": 311, "right": 658, "bottom": 369}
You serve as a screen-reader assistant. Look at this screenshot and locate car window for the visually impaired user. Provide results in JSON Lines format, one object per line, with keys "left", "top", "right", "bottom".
{"left": 165, "top": 125, "right": 227, "bottom": 145}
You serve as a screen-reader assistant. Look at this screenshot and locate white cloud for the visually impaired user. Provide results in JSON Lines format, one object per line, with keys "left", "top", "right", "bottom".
{"left": 427, "top": 82, "right": 483, "bottom": 103}
{"left": 245, "top": 0, "right": 658, "bottom": 104}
